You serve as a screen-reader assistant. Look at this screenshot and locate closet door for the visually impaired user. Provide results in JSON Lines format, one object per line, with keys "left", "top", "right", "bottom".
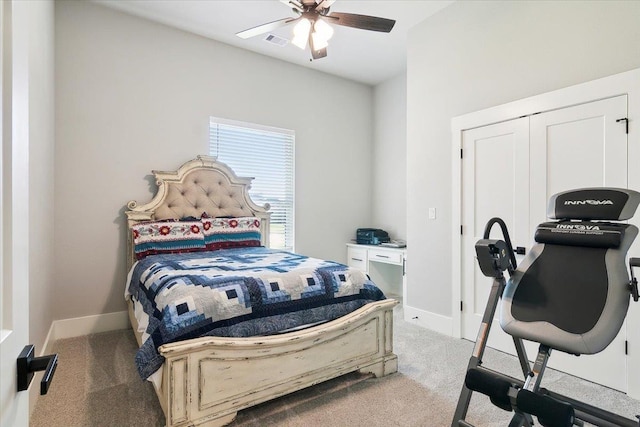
{"left": 460, "top": 95, "right": 629, "bottom": 392}
{"left": 461, "top": 117, "right": 529, "bottom": 349}
{"left": 530, "top": 95, "right": 628, "bottom": 224}
{"left": 529, "top": 95, "right": 629, "bottom": 392}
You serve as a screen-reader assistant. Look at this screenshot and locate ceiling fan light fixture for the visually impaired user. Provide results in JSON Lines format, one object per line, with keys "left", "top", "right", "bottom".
{"left": 313, "top": 18, "right": 334, "bottom": 41}
{"left": 311, "top": 31, "right": 329, "bottom": 50}
{"left": 239, "top": 1, "right": 395, "bottom": 60}
{"left": 292, "top": 18, "right": 311, "bottom": 49}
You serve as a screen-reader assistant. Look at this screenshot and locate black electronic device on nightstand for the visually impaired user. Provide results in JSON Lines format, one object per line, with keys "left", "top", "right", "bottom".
{"left": 356, "top": 228, "right": 390, "bottom": 245}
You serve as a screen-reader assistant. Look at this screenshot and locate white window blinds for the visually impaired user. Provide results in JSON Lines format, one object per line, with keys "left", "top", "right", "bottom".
{"left": 209, "top": 117, "right": 295, "bottom": 251}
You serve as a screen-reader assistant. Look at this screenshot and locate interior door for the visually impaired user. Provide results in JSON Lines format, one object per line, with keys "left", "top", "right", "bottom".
{"left": 0, "top": 1, "right": 31, "bottom": 425}
{"left": 529, "top": 95, "right": 628, "bottom": 392}
{"left": 461, "top": 117, "right": 529, "bottom": 349}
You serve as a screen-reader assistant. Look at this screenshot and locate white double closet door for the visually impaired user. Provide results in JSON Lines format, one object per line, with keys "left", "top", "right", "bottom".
{"left": 461, "top": 95, "right": 629, "bottom": 391}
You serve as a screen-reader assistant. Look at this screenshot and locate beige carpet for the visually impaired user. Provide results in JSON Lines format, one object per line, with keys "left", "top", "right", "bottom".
{"left": 30, "top": 304, "right": 640, "bottom": 427}
{"left": 30, "top": 330, "right": 164, "bottom": 427}
{"left": 28, "top": 329, "right": 450, "bottom": 427}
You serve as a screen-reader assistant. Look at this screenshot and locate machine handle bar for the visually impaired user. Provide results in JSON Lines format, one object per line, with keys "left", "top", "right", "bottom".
{"left": 483, "top": 217, "right": 518, "bottom": 275}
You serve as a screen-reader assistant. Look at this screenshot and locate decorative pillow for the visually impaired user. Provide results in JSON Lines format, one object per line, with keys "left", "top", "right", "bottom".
{"left": 131, "top": 220, "right": 206, "bottom": 260}
{"left": 201, "top": 216, "right": 262, "bottom": 250}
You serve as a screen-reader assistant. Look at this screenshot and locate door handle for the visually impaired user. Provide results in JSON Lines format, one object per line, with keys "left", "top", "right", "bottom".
{"left": 515, "top": 246, "right": 526, "bottom": 255}
{"left": 17, "top": 345, "right": 58, "bottom": 395}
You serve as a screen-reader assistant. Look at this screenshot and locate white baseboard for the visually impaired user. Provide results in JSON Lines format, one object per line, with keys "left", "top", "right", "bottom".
{"left": 403, "top": 304, "right": 453, "bottom": 336}
{"left": 47, "top": 310, "right": 130, "bottom": 343}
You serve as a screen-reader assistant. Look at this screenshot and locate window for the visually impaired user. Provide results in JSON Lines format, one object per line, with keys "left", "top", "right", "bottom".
{"left": 209, "top": 117, "right": 295, "bottom": 251}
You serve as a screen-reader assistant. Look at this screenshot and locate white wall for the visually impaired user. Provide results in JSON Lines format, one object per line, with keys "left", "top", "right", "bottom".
{"left": 372, "top": 73, "right": 406, "bottom": 241}
{"left": 54, "top": 1, "right": 374, "bottom": 319}
{"left": 406, "top": 0, "right": 640, "bottom": 321}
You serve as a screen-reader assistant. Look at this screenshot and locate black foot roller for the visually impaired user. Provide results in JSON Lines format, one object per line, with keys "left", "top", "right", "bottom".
{"left": 465, "top": 368, "right": 513, "bottom": 412}
{"left": 517, "top": 389, "right": 575, "bottom": 427}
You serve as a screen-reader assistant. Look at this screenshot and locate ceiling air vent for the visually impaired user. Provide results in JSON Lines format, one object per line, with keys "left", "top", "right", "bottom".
{"left": 263, "top": 34, "right": 289, "bottom": 47}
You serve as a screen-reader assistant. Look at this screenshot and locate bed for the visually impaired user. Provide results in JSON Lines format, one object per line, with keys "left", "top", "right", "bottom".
{"left": 124, "top": 155, "right": 398, "bottom": 427}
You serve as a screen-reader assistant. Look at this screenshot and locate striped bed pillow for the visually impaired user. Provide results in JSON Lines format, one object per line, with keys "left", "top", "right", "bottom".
{"left": 131, "top": 220, "right": 205, "bottom": 260}
{"left": 201, "top": 216, "right": 262, "bottom": 251}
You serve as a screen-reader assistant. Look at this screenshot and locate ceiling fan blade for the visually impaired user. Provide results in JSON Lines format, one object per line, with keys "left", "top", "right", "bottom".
{"left": 236, "top": 17, "right": 298, "bottom": 39}
{"left": 327, "top": 12, "right": 396, "bottom": 33}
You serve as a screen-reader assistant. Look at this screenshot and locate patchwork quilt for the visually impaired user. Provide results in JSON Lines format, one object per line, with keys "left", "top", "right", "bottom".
{"left": 125, "top": 247, "right": 386, "bottom": 379}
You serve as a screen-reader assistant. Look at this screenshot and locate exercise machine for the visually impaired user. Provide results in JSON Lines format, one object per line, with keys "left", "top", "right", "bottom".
{"left": 452, "top": 188, "right": 640, "bottom": 427}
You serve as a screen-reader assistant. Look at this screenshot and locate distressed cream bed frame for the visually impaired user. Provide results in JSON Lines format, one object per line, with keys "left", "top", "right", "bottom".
{"left": 125, "top": 155, "right": 398, "bottom": 427}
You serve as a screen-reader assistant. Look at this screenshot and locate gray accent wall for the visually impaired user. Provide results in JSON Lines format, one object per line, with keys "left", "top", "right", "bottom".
{"left": 54, "top": 1, "right": 375, "bottom": 319}
{"left": 406, "top": 0, "right": 640, "bottom": 319}
{"left": 373, "top": 73, "right": 407, "bottom": 242}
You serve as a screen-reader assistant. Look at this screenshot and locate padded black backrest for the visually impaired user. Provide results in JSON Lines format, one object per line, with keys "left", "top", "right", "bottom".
{"left": 534, "top": 221, "right": 625, "bottom": 248}
{"left": 548, "top": 188, "right": 640, "bottom": 220}
{"left": 501, "top": 188, "right": 640, "bottom": 355}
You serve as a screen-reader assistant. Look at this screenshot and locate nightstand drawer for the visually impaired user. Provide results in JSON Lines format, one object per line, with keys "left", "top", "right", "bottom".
{"left": 347, "top": 247, "right": 368, "bottom": 271}
{"left": 368, "top": 249, "right": 403, "bottom": 265}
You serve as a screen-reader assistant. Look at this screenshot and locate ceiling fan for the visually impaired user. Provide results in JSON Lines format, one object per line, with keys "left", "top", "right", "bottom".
{"left": 236, "top": 0, "right": 396, "bottom": 60}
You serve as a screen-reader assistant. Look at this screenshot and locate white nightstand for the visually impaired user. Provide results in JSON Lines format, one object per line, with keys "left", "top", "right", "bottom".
{"left": 346, "top": 243, "right": 406, "bottom": 300}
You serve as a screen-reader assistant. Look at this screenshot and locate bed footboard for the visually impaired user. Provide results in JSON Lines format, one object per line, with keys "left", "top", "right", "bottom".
{"left": 157, "top": 298, "right": 398, "bottom": 427}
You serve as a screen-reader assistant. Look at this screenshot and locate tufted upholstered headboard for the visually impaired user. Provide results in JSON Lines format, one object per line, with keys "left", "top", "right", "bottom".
{"left": 125, "top": 155, "right": 271, "bottom": 270}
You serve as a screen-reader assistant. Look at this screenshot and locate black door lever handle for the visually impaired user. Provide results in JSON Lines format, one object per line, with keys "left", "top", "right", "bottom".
{"left": 17, "top": 345, "right": 58, "bottom": 395}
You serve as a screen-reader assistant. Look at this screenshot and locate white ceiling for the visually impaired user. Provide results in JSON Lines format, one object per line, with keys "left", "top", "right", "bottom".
{"left": 93, "top": 0, "right": 454, "bottom": 86}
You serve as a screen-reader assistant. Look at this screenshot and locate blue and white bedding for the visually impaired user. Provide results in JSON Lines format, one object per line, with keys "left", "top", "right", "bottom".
{"left": 125, "top": 247, "right": 386, "bottom": 379}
